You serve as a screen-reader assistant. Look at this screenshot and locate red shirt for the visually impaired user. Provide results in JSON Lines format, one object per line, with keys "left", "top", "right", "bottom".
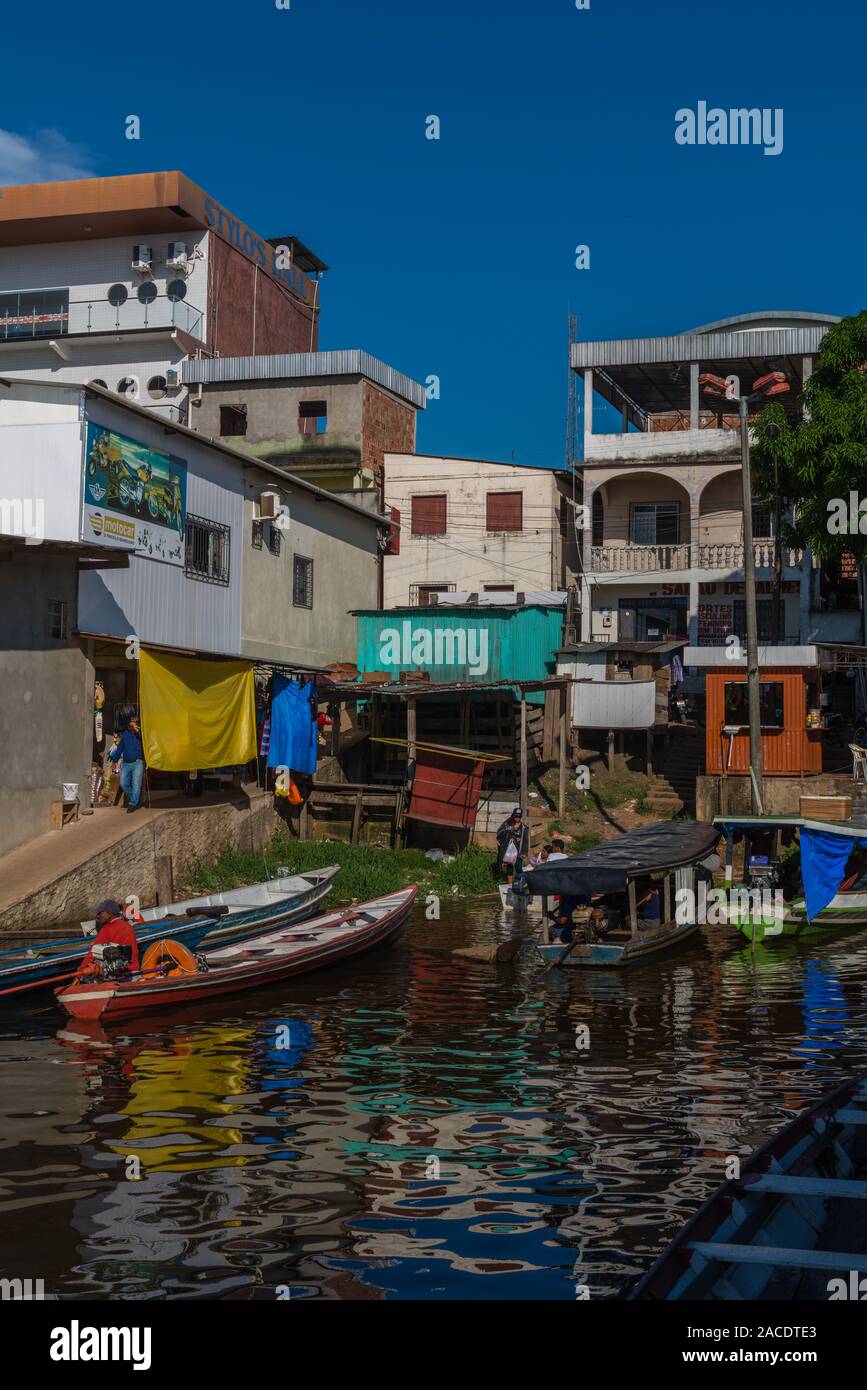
{"left": 81, "top": 916, "right": 140, "bottom": 974}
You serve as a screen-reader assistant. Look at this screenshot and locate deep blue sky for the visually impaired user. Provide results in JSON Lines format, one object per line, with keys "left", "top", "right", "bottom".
{"left": 2, "top": 0, "right": 864, "bottom": 467}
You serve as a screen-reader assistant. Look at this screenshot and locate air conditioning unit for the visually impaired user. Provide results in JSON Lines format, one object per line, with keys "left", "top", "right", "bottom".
{"left": 166, "top": 242, "right": 189, "bottom": 270}
{"left": 132, "top": 244, "right": 153, "bottom": 273}
{"left": 259, "top": 490, "right": 282, "bottom": 519}
{"left": 165, "top": 367, "right": 180, "bottom": 389}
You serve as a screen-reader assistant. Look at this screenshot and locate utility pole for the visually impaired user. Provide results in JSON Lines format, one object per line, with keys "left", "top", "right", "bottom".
{"left": 738, "top": 395, "right": 764, "bottom": 815}
{"left": 701, "top": 371, "right": 791, "bottom": 815}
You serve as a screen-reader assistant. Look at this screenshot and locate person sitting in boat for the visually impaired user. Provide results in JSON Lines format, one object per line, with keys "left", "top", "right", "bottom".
{"left": 529, "top": 844, "right": 552, "bottom": 868}
{"left": 77, "top": 900, "right": 140, "bottom": 978}
{"left": 548, "top": 896, "right": 580, "bottom": 943}
{"left": 635, "top": 881, "right": 661, "bottom": 929}
{"left": 838, "top": 846, "right": 867, "bottom": 892}
{"left": 548, "top": 838, "right": 568, "bottom": 861}
{"left": 496, "top": 808, "right": 530, "bottom": 885}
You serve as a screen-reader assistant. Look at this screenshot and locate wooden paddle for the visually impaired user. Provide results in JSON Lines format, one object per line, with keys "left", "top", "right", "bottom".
{"left": 536, "top": 932, "right": 582, "bottom": 978}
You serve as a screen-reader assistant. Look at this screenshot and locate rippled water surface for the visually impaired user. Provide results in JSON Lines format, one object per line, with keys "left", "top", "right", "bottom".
{"left": 2, "top": 901, "right": 867, "bottom": 1300}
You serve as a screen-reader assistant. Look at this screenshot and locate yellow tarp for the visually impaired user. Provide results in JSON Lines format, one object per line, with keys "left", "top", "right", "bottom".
{"left": 139, "top": 649, "right": 256, "bottom": 771}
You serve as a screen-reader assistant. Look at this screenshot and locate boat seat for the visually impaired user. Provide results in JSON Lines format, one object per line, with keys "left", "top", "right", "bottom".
{"left": 688, "top": 1240, "right": 867, "bottom": 1273}
{"left": 742, "top": 1173, "right": 867, "bottom": 1199}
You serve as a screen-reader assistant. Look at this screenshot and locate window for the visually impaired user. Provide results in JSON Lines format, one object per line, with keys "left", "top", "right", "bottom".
{"left": 0, "top": 287, "right": 69, "bottom": 340}
{"left": 148, "top": 375, "right": 168, "bottom": 400}
{"left": 752, "top": 497, "right": 772, "bottom": 538}
{"left": 46, "top": 599, "right": 68, "bottom": 640}
{"left": 411, "top": 494, "right": 447, "bottom": 536}
{"left": 486, "top": 491, "right": 523, "bottom": 533}
{"left": 293, "top": 555, "right": 314, "bottom": 608}
{"left": 89, "top": 378, "right": 108, "bottom": 389}
{"left": 185, "top": 514, "right": 230, "bottom": 585}
{"left": 299, "top": 400, "right": 327, "bottom": 435}
{"left": 410, "top": 582, "right": 455, "bottom": 606}
{"left": 484, "top": 583, "right": 514, "bottom": 591}
{"left": 631, "top": 502, "right": 680, "bottom": 546}
{"left": 116, "top": 376, "right": 139, "bottom": 399}
{"left": 733, "top": 599, "right": 775, "bottom": 642}
{"left": 592, "top": 491, "right": 604, "bottom": 546}
{"left": 267, "top": 523, "right": 281, "bottom": 557}
{"left": 723, "top": 681, "right": 784, "bottom": 729}
{"left": 220, "top": 404, "right": 247, "bottom": 437}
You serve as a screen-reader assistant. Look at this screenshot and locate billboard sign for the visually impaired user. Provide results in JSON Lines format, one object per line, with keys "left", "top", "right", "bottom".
{"left": 81, "top": 422, "right": 187, "bottom": 565}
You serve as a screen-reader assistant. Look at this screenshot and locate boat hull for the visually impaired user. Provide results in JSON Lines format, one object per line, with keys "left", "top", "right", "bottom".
{"left": 535, "top": 918, "right": 701, "bottom": 968}
{"left": 57, "top": 888, "right": 416, "bottom": 1023}
{"left": 732, "top": 889, "right": 867, "bottom": 943}
{"left": 0, "top": 868, "right": 338, "bottom": 993}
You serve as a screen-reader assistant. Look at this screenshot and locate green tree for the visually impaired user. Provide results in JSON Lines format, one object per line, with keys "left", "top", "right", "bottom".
{"left": 751, "top": 310, "right": 867, "bottom": 560}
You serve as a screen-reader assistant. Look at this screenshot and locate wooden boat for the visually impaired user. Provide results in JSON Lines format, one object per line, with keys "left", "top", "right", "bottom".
{"left": 56, "top": 886, "right": 417, "bottom": 1023}
{"left": 714, "top": 814, "right": 867, "bottom": 942}
{"left": 524, "top": 822, "right": 721, "bottom": 968}
{"left": 631, "top": 1072, "right": 867, "bottom": 1300}
{"left": 0, "top": 867, "right": 338, "bottom": 995}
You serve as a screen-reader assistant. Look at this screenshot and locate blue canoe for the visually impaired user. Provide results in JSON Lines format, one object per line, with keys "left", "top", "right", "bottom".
{"left": 631, "top": 1072, "right": 867, "bottom": 1300}
{"left": 0, "top": 866, "right": 338, "bottom": 995}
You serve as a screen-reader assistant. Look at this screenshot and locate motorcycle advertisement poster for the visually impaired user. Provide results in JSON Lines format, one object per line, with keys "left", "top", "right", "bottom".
{"left": 81, "top": 421, "right": 187, "bottom": 566}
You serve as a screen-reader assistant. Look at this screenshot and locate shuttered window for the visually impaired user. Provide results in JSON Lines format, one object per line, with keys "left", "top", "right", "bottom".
{"left": 486, "top": 491, "right": 523, "bottom": 533}
{"left": 411, "top": 494, "right": 447, "bottom": 535}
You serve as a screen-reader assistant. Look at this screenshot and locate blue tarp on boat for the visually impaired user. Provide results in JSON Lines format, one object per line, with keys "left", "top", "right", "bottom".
{"left": 801, "top": 827, "right": 867, "bottom": 920}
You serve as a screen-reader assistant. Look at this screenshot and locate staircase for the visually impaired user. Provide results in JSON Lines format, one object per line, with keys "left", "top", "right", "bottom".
{"left": 646, "top": 723, "right": 704, "bottom": 816}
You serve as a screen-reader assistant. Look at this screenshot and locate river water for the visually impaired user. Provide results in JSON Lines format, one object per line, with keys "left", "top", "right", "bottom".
{"left": 2, "top": 900, "right": 867, "bottom": 1301}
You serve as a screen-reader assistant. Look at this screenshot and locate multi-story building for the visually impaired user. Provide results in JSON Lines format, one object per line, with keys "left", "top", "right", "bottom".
{"left": 382, "top": 453, "right": 581, "bottom": 607}
{"left": 184, "top": 350, "right": 425, "bottom": 497}
{"left": 0, "top": 171, "right": 325, "bottom": 424}
{"left": 572, "top": 310, "right": 854, "bottom": 667}
{"left": 0, "top": 376, "right": 388, "bottom": 855}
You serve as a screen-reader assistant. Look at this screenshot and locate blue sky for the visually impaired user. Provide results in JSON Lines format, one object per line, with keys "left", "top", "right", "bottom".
{"left": 2, "top": 0, "right": 864, "bottom": 467}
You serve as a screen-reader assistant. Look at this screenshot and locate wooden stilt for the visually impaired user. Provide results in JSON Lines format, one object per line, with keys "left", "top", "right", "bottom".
{"left": 519, "top": 691, "right": 528, "bottom": 812}
{"left": 558, "top": 685, "right": 567, "bottom": 818}
{"left": 628, "top": 879, "right": 639, "bottom": 938}
{"left": 351, "top": 787, "right": 363, "bottom": 844}
{"left": 608, "top": 728, "right": 615, "bottom": 773}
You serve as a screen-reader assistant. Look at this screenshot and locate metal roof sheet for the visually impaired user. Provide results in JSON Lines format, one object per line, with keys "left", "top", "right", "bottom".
{"left": 182, "top": 349, "right": 426, "bottom": 409}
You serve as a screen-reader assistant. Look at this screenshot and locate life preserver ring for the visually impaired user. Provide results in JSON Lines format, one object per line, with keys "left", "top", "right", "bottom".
{"left": 141, "top": 938, "right": 199, "bottom": 976}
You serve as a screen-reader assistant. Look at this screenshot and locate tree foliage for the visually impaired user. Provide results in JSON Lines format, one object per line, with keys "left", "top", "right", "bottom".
{"left": 751, "top": 310, "right": 867, "bottom": 561}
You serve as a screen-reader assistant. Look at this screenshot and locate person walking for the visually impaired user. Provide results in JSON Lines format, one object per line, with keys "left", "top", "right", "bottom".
{"left": 108, "top": 714, "right": 146, "bottom": 813}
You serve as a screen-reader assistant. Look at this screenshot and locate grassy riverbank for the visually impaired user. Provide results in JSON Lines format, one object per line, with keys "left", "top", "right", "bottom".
{"left": 181, "top": 833, "right": 500, "bottom": 903}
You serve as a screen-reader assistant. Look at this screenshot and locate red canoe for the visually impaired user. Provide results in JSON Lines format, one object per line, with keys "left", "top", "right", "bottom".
{"left": 57, "top": 886, "right": 417, "bottom": 1023}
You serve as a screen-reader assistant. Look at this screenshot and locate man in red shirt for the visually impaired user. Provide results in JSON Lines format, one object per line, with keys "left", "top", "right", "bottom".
{"left": 79, "top": 899, "right": 140, "bottom": 976}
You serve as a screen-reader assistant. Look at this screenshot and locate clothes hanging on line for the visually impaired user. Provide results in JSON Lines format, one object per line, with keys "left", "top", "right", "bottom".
{"left": 266, "top": 676, "right": 318, "bottom": 775}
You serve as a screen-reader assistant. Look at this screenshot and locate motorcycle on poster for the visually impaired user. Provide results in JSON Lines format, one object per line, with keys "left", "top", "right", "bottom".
{"left": 81, "top": 421, "right": 187, "bottom": 565}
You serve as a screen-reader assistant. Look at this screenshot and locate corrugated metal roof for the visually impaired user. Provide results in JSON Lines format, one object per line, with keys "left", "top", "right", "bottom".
{"left": 571, "top": 325, "right": 832, "bottom": 371}
{"left": 182, "top": 349, "right": 427, "bottom": 409}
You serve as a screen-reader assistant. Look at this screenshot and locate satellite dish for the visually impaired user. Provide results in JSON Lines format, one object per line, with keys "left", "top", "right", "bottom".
{"left": 137, "top": 282, "right": 157, "bottom": 305}
{"left": 167, "top": 279, "right": 187, "bottom": 303}
{"left": 107, "top": 284, "right": 128, "bottom": 307}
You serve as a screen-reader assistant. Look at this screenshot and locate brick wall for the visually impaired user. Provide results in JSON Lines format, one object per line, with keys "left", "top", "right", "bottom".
{"left": 361, "top": 383, "right": 416, "bottom": 488}
{"left": 208, "top": 237, "right": 317, "bottom": 358}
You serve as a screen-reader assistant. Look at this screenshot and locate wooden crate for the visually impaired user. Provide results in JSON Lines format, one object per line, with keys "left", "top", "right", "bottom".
{"left": 799, "top": 794, "right": 852, "bottom": 822}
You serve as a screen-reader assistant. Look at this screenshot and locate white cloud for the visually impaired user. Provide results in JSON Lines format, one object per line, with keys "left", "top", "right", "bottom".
{"left": 0, "top": 128, "right": 95, "bottom": 185}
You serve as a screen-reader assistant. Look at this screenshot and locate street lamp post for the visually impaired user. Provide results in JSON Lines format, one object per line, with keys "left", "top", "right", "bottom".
{"left": 700, "top": 371, "right": 790, "bottom": 815}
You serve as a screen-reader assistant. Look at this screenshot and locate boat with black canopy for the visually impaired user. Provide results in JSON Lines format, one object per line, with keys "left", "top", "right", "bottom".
{"left": 523, "top": 821, "right": 722, "bottom": 968}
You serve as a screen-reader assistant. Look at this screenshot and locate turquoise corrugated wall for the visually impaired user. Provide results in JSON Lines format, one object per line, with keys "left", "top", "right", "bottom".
{"left": 355, "top": 606, "right": 564, "bottom": 704}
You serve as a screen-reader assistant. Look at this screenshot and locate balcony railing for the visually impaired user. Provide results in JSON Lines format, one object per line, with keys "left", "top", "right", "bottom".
{"left": 0, "top": 295, "right": 204, "bottom": 343}
{"left": 590, "top": 543, "right": 691, "bottom": 572}
{"left": 590, "top": 541, "right": 804, "bottom": 573}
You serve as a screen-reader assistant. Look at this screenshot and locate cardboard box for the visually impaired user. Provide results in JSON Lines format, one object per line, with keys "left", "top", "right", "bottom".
{"left": 800, "top": 794, "right": 852, "bottom": 822}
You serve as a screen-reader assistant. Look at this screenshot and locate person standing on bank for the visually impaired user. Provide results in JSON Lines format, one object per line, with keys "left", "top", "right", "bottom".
{"left": 496, "top": 807, "right": 530, "bottom": 885}
{"left": 108, "top": 713, "right": 146, "bottom": 814}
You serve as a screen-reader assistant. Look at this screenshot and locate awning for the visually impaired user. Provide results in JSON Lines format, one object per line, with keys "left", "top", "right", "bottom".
{"left": 524, "top": 821, "right": 721, "bottom": 897}
{"left": 139, "top": 649, "right": 256, "bottom": 771}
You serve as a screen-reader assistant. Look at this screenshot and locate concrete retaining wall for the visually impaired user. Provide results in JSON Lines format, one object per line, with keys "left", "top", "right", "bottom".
{"left": 0, "top": 791, "right": 283, "bottom": 935}
{"left": 697, "top": 773, "right": 860, "bottom": 821}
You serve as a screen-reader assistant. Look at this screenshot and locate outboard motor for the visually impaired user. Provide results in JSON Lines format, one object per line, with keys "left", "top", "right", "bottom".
{"left": 91, "top": 941, "right": 133, "bottom": 980}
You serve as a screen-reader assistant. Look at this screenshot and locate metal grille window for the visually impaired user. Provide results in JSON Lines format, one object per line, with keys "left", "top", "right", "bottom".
{"left": 411, "top": 494, "right": 447, "bottom": 535}
{"left": 591, "top": 491, "right": 604, "bottom": 546}
{"left": 751, "top": 497, "right": 772, "bottom": 538}
{"left": 46, "top": 599, "right": 68, "bottom": 640}
{"left": 631, "top": 502, "right": 680, "bottom": 545}
{"left": 486, "top": 491, "right": 523, "bottom": 533}
{"left": 185, "top": 514, "right": 230, "bottom": 585}
{"left": 293, "top": 554, "right": 314, "bottom": 608}
{"left": 267, "top": 523, "right": 282, "bottom": 557}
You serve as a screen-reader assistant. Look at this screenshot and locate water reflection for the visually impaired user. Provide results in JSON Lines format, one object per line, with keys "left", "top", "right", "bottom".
{"left": 1, "top": 904, "right": 867, "bottom": 1298}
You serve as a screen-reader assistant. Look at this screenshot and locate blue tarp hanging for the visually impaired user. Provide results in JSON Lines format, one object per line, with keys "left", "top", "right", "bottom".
{"left": 801, "top": 828, "right": 867, "bottom": 920}
{"left": 266, "top": 676, "right": 318, "bottom": 775}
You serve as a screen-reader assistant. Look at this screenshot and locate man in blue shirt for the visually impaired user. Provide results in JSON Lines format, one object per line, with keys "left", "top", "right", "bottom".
{"left": 108, "top": 714, "right": 146, "bottom": 813}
